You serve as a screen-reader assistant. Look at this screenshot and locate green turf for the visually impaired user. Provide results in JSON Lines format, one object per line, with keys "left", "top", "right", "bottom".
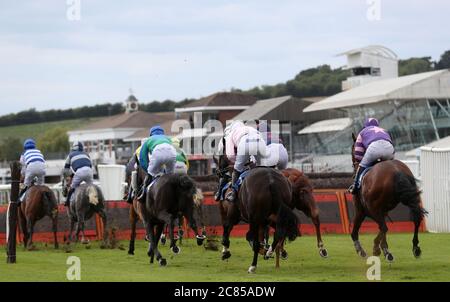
{"left": 1, "top": 233, "right": 449, "bottom": 282}
{"left": 0, "top": 118, "right": 100, "bottom": 143}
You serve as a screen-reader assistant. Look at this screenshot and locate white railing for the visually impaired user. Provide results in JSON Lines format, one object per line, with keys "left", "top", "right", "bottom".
{"left": 420, "top": 146, "right": 450, "bottom": 233}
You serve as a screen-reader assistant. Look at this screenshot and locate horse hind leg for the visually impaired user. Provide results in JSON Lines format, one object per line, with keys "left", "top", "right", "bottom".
{"left": 221, "top": 222, "right": 233, "bottom": 260}
{"left": 128, "top": 208, "right": 137, "bottom": 255}
{"left": 311, "top": 212, "right": 328, "bottom": 258}
{"left": 98, "top": 210, "right": 109, "bottom": 247}
{"left": 411, "top": 208, "right": 424, "bottom": 258}
{"left": 248, "top": 223, "right": 260, "bottom": 274}
{"left": 351, "top": 210, "right": 367, "bottom": 258}
{"left": 26, "top": 219, "right": 37, "bottom": 251}
{"left": 154, "top": 223, "right": 167, "bottom": 266}
{"left": 378, "top": 219, "right": 394, "bottom": 262}
{"left": 52, "top": 216, "right": 59, "bottom": 249}
{"left": 169, "top": 218, "right": 181, "bottom": 255}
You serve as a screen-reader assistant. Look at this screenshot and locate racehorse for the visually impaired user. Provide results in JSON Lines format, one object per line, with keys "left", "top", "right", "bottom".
{"left": 216, "top": 142, "right": 299, "bottom": 273}
{"left": 350, "top": 133, "right": 427, "bottom": 261}
{"left": 18, "top": 185, "right": 59, "bottom": 250}
{"left": 126, "top": 165, "right": 206, "bottom": 255}
{"left": 143, "top": 173, "right": 206, "bottom": 266}
{"left": 62, "top": 175, "right": 108, "bottom": 245}
{"left": 281, "top": 168, "right": 328, "bottom": 258}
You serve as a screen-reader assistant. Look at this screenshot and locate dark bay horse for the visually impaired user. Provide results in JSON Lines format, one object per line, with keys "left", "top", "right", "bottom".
{"left": 63, "top": 176, "right": 108, "bottom": 245}
{"left": 126, "top": 165, "right": 205, "bottom": 255}
{"left": 143, "top": 173, "right": 206, "bottom": 266}
{"left": 216, "top": 147, "right": 298, "bottom": 272}
{"left": 350, "top": 134, "right": 427, "bottom": 262}
{"left": 281, "top": 168, "right": 328, "bottom": 258}
{"left": 18, "top": 185, "right": 59, "bottom": 250}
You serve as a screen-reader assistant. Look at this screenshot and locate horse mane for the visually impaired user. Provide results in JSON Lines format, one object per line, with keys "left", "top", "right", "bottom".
{"left": 282, "top": 168, "right": 312, "bottom": 192}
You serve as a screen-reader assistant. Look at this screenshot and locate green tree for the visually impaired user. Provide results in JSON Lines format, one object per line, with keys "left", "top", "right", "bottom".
{"left": 37, "top": 128, "right": 70, "bottom": 155}
{"left": 0, "top": 137, "right": 23, "bottom": 161}
{"left": 436, "top": 50, "right": 450, "bottom": 70}
{"left": 399, "top": 57, "right": 433, "bottom": 76}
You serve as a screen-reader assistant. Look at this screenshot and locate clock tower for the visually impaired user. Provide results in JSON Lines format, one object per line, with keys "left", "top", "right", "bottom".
{"left": 125, "top": 90, "right": 139, "bottom": 113}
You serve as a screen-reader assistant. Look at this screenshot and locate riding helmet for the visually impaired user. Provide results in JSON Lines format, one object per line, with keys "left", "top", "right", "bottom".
{"left": 364, "top": 118, "right": 380, "bottom": 128}
{"left": 23, "top": 138, "right": 36, "bottom": 150}
{"left": 149, "top": 125, "right": 164, "bottom": 136}
{"left": 72, "top": 141, "right": 84, "bottom": 151}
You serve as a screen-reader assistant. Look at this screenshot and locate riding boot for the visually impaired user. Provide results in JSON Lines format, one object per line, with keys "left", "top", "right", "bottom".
{"left": 348, "top": 166, "right": 366, "bottom": 194}
{"left": 18, "top": 186, "right": 28, "bottom": 204}
{"left": 126, "top": 188, "right": 134, "bottom": 204}
{"left": 137, "top": 174, "right": 152, "bottom": 203}
{"left": 65, "top": 188, "right": 74, "bottom": 207}
{"left": 225, "top": 169, "right": 241, "bottom": 203}
{"left": 214, "top": 176, "right": 228, "bottom": 201}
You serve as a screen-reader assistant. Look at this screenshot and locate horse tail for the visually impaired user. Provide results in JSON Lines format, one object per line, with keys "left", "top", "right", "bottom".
{"left": 270, "top": 183, "right": 299, "bottom": 242}
{"left": 394, "top": 172, "right": 427, "bottom": 222}
{"left": 87, "top": 185, "right": 99, "bottom": 206}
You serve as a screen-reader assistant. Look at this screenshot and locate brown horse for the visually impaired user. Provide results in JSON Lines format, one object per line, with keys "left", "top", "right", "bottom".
{"left": 281, "top": 168, "right": 328, "bottom": 258}
{"left": 18, "top": 185, "right": 59, "bottom": 250}
{"left": 216, "top": 146, "right": 298, "bottom": 273}
{"left": 350, "top": 133, "right": 427, "bottom": 262}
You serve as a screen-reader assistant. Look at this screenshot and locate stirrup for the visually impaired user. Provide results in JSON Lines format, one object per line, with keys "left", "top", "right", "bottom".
{"left": 225, "top": 191, "right": 236, "bottom": 202}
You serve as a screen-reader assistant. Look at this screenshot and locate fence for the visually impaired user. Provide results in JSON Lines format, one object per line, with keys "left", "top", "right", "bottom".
{"left": 0, "top": 190, "right": 424, "bottom": 245}
{"left": 420, "top": 146, "right": 450, "bottom": 232}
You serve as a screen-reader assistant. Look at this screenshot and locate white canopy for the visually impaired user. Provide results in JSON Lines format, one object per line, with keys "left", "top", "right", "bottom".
{"left": 304, "top": 69, "right": 450, "bottom": 112}
{"left": 298, "top": 118, "right": 352, "bottom": 134}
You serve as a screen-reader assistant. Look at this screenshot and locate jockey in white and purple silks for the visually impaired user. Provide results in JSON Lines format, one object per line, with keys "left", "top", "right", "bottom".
{"left": 348, "top": 118, "right": 395, "bottom": 194}
{"left": 223, "top": 120, "right": 267, "bottom": 202}
{"left": 257, "top": 120, "right": 289, "bottom": 170}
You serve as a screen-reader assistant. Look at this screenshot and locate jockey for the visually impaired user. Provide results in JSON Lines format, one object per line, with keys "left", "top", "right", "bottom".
{"left": 224, "top": 120, "right": 267, "bottom": 202}
{"left": 125, "top": 138, "right": 148, "bottom": 204}
{"left": 172, "top": 137, "right": 189, "bottom": 175}
{"left": 257, "top": 120, "right": 289, "bottom": 170}
{"left": 64, "top": 141, "right": 93, "bottom": 206}
{"left": 19, "top": 139, "right": 46, "bottom": 202}
{"left": 137, "top": 125, "right": 177, "bottom": 201}
{"left": 348, "top": 118, "right": 395, "bottom": 194}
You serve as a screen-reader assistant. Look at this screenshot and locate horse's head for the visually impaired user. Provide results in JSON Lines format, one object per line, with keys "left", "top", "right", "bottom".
{"left": 214, "top": 136, "right": 232, "bottom": 180}
{"left": 282, "top": 168, "right": 314, "bottom": 209}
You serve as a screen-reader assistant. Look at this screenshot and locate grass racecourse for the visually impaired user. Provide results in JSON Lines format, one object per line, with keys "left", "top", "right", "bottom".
{"left": 1, "top": 233, "right": 450, "bottom": 282}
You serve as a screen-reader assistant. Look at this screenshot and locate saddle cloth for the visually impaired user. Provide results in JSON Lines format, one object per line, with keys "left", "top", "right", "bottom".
{"left": 219, "top": 169, "right": 251, "bottom": 200}
{"left": 357, "top": 166, "right": 373, "bottom": 189}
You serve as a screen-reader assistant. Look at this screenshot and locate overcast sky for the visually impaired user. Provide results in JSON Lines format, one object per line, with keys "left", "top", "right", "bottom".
{"left": 0, "top": 0, "right": 449, "bottom": 115}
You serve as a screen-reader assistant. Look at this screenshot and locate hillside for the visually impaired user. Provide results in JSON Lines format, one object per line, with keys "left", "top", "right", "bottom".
{"left": 0, "top": 118, "right": 99, "bottom": 143}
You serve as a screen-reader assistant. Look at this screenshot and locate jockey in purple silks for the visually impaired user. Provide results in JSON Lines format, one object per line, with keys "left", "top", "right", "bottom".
{"left": 348, "top": 118, "right": 395, "bottom": 194}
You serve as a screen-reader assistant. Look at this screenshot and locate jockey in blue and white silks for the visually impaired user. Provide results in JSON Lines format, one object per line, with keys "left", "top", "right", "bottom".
{"left": 19, "top": 138, "right": 46, "bottom": 202}
{"left": 64, "top": 141, "right": 93, "bottom": 206}
{"left": 348, "top": 118, "right": 395, "bottom": 194}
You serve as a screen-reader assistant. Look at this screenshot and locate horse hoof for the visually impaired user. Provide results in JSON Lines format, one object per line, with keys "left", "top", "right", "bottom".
{"left": 385, "top": 253, "right": 395, "bottom": 263}
{"left": 196, "top": 235, "right": 206, "bottom": 246}
{"left": 358, "top": 250, "right": 367, "bottom": 258}
{"left": 160, "top": 236, "right": 166, "bottom": 245}
{"left": 159, "top": 258, "right": 167, "bottom": 266}
{"left": 27, "top": 244, "right": 37, "bottom": 251}
{"left": 171, "top": 246, "right": 181, "bottom": 255}
{"left": 222, "top": 251, "right": 231, "bottom": 260}
{"left": 81, "top": 239, "right": 90, "bottom": 245}
{"left": 281, "top": 250, "right": 288, "bottom": 260}
{"left": 413, "top": 246, "right": 422, "bottom": 258}
{"left": 319, "top": 248, "right": 328, "bottom": 258}
{"left": 248, "top": 266, "right": 257, "bottom": 274}
{"left": 128, "top": 251, "right": 135, "bottom": 256}
{"left": 145, "top": 235, "right": 150, "bottom": 242}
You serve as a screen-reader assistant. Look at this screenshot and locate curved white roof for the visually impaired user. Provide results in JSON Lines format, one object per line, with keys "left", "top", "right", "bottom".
{"left": 298, "top": 118, "right": 352, "bottom": 134}
{"left": 337, "top": 45, "right": 398, "bottom": 60}
{"left": 304, "top": 69, "right": 450, "bottom": 112}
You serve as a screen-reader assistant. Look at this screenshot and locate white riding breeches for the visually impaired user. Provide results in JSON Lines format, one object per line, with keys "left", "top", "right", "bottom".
{"left": 71, "top": 166, "right": 94, "bottom": 189}
{"left": 260, "top": 143, "right": 289, "bottom": 170}
{"left": 147, "top": 143, "right": 177, "bottom": 176}
{"left": 360, "top": 140, "right": 395, "bottom": 168}
{"left": 24, "top": 161, "right": 46, "bottom": 186}
{"left": 234, "top": 133, "right": 268, "bottom": 172}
